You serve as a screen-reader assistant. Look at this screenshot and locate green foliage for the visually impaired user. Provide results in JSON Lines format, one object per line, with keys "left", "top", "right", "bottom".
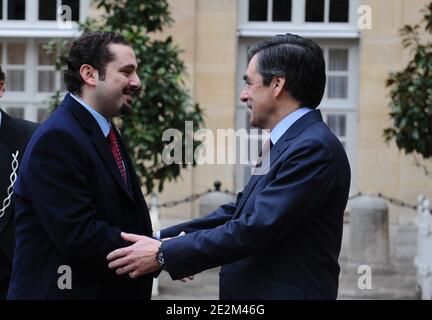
{"left": 48, "top": 0, "right": 204, "bottom": 193}
{"left": 384, "top": 3, "right": 432, "bottom": 159}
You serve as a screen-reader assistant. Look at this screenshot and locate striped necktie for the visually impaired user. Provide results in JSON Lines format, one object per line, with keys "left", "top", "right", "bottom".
{"left": 107, "top": 126, "right": 128, "bottom": 186}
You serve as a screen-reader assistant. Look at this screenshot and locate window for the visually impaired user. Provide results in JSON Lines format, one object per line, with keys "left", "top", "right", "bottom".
{"left": 329, "top": 0, "right": 349, "bottom": 22}
{"left": 37, "top": 43, "right": 56, "bottom": 92}
{"left": 0, "top": 42, "right": 26, "bottom": 92}
{"left": 305, "top": 0, "right": 349, "bottom": 23}
{"left": 39, "top": 0, "right": 80, "bottom": 21}
{"left": 39, "top": 0, "right": 57, "bottom": 20}
{"left": 272, "top": 0, "right": 292, "bottom": 22}
{"left": 326, "top": 114, "right": 347, "bottom": 148}
{"left": 0, "top": 0, "right": 26, "bottom": 20}
{"left": 5, "top": 106, "right": 24, "bottom": 118}
{"left": 248, "top": 0, "right": 267, "bottom": 21}
{"left": 37, "top": 108, "right": 49, "bottom": 123}
{"left": 248, "top": 0, "right": 292, "bottom": 22}
{"left": 0, "top": 40, "right": 68, "bottom": 122}
{"left": 305, "top": 0, "right": 325, "bottom": 22}
{"left": 327, "top": 48, "right": 349, "bottom": 99}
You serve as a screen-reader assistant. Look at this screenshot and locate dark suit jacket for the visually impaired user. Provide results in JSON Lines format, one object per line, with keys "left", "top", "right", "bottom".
{"left": 160, "top": 110, "right": 351, "bottom": 300}
{"left": 0, "top": 110, "right": 38, "bottom": 290}
{"left": 7, "top": 94, "right": 153, "bottom": 299}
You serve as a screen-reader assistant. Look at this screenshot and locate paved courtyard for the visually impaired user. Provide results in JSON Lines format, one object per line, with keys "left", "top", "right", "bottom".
{"left": 152, "top": 220, "right": 419, "bottom": 300}
{"left": 153, "top": 267, "right": 219, "bottom": 300}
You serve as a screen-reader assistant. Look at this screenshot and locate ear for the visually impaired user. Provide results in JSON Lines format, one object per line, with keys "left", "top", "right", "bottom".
{"left": 272, "top": 76, "right": 286, "bottom": 98}
{"left": 79, "top": 64, "right": 98, "bottom": 87}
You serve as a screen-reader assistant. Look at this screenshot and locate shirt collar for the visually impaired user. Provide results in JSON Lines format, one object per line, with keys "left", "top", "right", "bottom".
{"left": 270, "top": 107, "right": 312, "bottom": 145}
{"left": 70, "top": 93, "right": 111, "bottom": 137}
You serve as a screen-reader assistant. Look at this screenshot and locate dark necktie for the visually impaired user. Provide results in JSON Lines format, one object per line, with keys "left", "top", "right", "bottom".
{"left": 255, "top": 139, "right": 273, "bottom": 169}
{"left": 108, "top": 127, "right": 128, "bottom": 186}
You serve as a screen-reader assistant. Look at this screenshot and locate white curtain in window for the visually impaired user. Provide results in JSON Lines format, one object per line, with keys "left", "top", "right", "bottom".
{"left": 327, "top": 114, "right": 346, "bottom": 137}
{"left": 38, "top": 71, "right": 56, "bottom": 92}
{"left": 6, "top": 70, "right": 25, "bottom": 91}
{"left": 328, "top": 49, "right": 348, "bottom": 99}
{"left": 328, "top": 76, "right": 348, "bottom": 99}
{"left": 329, "top": 49, "right": 348, "bottom": 71}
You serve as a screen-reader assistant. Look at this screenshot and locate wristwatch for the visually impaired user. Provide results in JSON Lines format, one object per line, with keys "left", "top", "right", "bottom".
{"left": 156, "top": 246, "right": 165, "bottom": 269}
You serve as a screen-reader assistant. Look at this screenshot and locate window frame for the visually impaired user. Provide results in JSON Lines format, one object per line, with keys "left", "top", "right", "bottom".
{"left": 0, "top": 0, "right": 89, "bottom": 37}
{"left": 0, "top": 38, "right": 67, "bottom": 122}
{"left": 248, "top": 0, "right": 293, "bottom": 23}
{"left": 0, "top": 41, "right": 27, "bottom": 92}
{"left": 0, "top": 0, "right": 26, "bottom": 21}
{"left": 38, "top": 0, "right": 81, "bottom": 22}
{"left": 238, "top": 0, "right": 360, "bottom": 38}
{"left": 305, "top": 0, "right": 350, "bottom": 23}
{"left": 235, "top": 37, "right": 359, "bottom": 193}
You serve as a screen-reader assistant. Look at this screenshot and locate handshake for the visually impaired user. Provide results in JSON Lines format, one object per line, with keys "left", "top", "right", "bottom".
{"left": 107, "top": 231, "right": 194, "bottom": 282}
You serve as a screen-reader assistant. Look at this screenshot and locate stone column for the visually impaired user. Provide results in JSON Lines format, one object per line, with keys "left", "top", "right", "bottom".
{"left": 349, "top": 195, "right": 390, "bottom": 269}
{"left": 199, "top": 181, "right": 235, "bottom": 216}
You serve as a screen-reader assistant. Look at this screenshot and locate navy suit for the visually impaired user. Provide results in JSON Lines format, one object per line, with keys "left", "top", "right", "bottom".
{"left": 160, "top": 110, "right": 350, "bottom": 299}
{"left": 0, "top": 110, "right": 38, "bottom": 298}
{"left": 7, "top": 94, "right": 153, "bottom": 299}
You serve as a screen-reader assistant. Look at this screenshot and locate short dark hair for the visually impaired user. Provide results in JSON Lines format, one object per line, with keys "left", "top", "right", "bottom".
{"left": 248, "top": 33, "right": 326, "bottom": 109}
{"left": 64, "top": 31, "right": 132, "bottom": 94}
{"left": 0, "top": 65, "right": 5, "bottom": 82}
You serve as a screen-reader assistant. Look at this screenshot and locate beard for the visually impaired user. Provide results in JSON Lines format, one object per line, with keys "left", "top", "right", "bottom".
{"left": 120, "top": 103, "right": 132, "bottom": 115}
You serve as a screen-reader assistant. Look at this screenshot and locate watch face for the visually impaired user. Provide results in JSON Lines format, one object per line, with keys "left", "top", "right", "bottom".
{"left": 157, "top": 250, "right": 165, "bottom": 266}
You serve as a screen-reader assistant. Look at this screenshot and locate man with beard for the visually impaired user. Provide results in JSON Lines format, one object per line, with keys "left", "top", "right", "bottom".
{"left": 7, "top": 32, "right": 153, "bottom": 299}
{"left": 0, "top": 66, "right": 38, "bottom": 299}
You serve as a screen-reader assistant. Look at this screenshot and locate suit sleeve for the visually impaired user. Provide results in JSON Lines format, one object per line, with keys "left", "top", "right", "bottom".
{"left": 21, "top": 129, "right": 128, "bottom": 269}
{"left": 160, "top": 192, "right": 243, "bottom": 239}
{"left": 160, "top": 139, "right": 337, "bottom": 280}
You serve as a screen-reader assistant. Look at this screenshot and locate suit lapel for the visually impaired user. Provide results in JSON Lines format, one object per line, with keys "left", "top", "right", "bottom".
{"left": 91, "top": 130, "right": 135, "bottom": 201}
{"left": 232, "top": 110, "right": 324, "bottom": 218}
{"left": 63, "top": 94, "right": 135, "bottom": 202}
{"left": 0, "top": 110, "right": 20, "bottom": 153}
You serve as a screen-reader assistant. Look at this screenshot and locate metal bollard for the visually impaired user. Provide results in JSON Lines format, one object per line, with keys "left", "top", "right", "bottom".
{"left": 150, "top": 193, "right": 160, "bottom": 296}
{"left": 415, "top": 195, "right": 432, "bottom": 299}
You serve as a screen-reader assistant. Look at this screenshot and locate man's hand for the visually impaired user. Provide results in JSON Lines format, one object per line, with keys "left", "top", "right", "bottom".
{"left": 107, "top": 232, "right": 161, "bottom": 279}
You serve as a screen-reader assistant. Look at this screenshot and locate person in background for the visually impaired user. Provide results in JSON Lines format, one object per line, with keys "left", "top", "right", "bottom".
{"left": 0, "top": 65, "right": 38, "bottom": 299}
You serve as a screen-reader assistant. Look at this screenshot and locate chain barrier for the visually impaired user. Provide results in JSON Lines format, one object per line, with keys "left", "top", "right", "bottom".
{"left": 156, "top": 182, "right": 418, "bottom": 211}
{"left": 348, "top": 192, "right": 417, "bottom": 210}
{"left": 413, "top": 154, "right": 432, "bottom": 179}
{"left": 156, "top": 181, "right": 236, "bottom": 208}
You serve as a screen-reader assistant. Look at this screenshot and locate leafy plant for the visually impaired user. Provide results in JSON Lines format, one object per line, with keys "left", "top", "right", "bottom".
{"left": 384, "top": 3, "right": 432, "bottom": 159}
